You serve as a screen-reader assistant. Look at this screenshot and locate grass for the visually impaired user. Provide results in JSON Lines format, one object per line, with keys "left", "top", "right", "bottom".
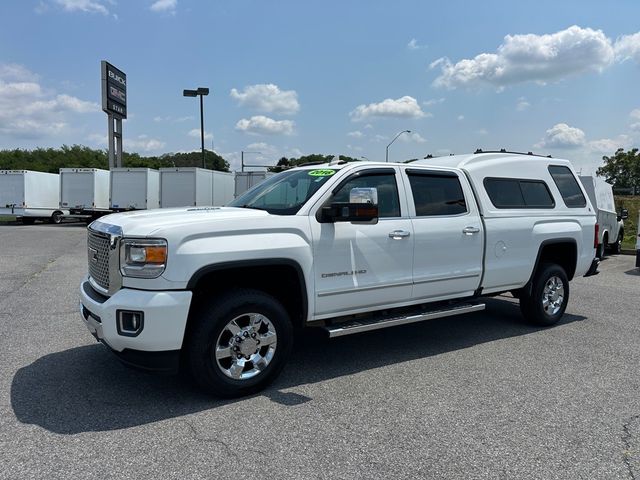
{"left": 0, "top": 215, "right": 16, "bottom": 223}
{"left": 615, "top": 195, "right": 639, "bottom": 250}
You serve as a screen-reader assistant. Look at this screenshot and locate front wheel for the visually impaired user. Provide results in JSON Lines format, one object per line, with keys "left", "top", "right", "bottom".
{"left": 187, "top": 289, "right": 293, "bottom": 398}
{"left": 50, "top": 211, "right": 63, "bottom": 224}
{"left": 520, "top": 263, "right": 569, "bottom": 326}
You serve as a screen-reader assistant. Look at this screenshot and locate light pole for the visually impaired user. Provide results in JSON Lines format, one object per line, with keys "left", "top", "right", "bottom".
{"left": 183, "top": 87, "right": 209, "bottom": 168}
{"left": 241, "top": 150, "right": 262, "bottom": 172}
{"left": 386, "top": 130, "right": 411, "bottom": 163}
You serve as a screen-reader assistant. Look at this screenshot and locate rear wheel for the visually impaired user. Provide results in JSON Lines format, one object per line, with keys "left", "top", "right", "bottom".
{"left": 610, "top": 229, "right": 623, "bottom": 254}
{"left": 187, "top": 289, "right": 293, "bottom": 398}
{"left": 50, "top": 211, "right": 63, "bottom": 224}
{"left": 520, "top": 263, "right": 569, "bottom": 326}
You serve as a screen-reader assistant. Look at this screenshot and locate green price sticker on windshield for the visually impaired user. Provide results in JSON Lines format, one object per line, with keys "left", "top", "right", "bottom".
{"left": 308, "top": 169, "right": 336, "bottom": 177}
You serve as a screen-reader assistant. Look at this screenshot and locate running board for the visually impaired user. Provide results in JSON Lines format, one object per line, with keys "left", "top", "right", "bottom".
{"left": 324, "top": 303, "right": 485, "bottom": 338}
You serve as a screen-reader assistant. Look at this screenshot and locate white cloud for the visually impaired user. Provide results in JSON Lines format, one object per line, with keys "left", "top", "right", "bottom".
{"left": 125, "top": 135, "right": 166, "bottom": 152}
{"left": 188, "top": 128, "right": 213, "bottom": 141}
{"left": 347, "top": 130, "right": 364, "bottom": 138}
{"left": 587, "top": 135, "right": 631, "bottom": 154}
{"left": 364, "top": 124, "right": 374, "bottom": 129}
{"left": 350, "top": 96, "right": 426, "bottom": 121}
{"left": 476, "top": 129, "right": 489, "bottom": 135}
{"left": 372, "top": 134, "right": 388, "bottom": 143}
{"left": 235, "top": 115, "right": 295, "bottom": 135}
{"left": 407, "top": 39, "right": 427, "bottom": 50}
{"left": 87, "top": 133, "right": 107, "bottom": 145}
{"left": 54, "top": 0, "right": 109, "bottom": 14}
{"left": 346, "top": 144, "right": 364, "bottom": 152}
{"left": 154, "top": 115, "right": 194, "bottom": 123}
{"left": 630, "top": 109, "right": 640, "bottom": 120}
{"left": 400, "top": 132, "right": 427, "bottom": 143}
{"left": 230, "top": 84, "right": 299, "bottom": 115}
{"left": 457, "top": 115, "right": 465, "bottom": 121}
{"left": 0, "top": 64, "right": 99, "bottom": 139}
{"left": 432, "top": 25, "right": 615, "bottom": 89}
{"left": 423, "top": 97, "right": 445, "bottom": 106}
{"left": 614, "top": 32, "right": 640, "bottom": 63}
{"left": 536, "top": 123, "right": 586, "bottom": 149}
{"left": 150, "top": 0, "right": 177, "bottom": 13}
{"left": 516, "top": 97, "right": 531, "bottom": 111}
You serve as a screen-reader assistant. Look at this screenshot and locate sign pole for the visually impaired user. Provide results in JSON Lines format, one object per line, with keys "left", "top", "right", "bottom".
{"left": 115, "top": 117, "right": 123, "bottom": 168}
{"left": 101, "top": 61, "right": 127, "bottom": 170}
{"left": 108, "top": 115, "right": 116, "bottom": 170}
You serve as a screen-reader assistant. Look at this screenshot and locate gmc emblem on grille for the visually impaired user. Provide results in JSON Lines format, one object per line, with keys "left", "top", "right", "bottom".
{"left": 88, "top": 247, "right": 98, "bottom": 263}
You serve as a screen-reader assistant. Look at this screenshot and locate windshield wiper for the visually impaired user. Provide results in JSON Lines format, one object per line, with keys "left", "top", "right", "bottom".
{"left": 239, "top": 204, "right": 268, "bottom": 211}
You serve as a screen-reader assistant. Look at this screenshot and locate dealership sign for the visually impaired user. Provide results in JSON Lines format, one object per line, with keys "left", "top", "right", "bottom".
{"left": 101, "top": 61, "right": 127, "bottom": 119}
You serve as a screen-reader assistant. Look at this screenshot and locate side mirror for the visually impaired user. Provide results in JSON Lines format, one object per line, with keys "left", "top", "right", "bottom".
{"left": 620, "top": 208, "right": 629, "bottom": 221}
{"left": 317, "top": 187, "right": 379, "bottom": 223}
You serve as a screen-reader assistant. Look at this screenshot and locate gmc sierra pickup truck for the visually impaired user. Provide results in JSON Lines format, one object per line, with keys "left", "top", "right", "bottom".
{"left": 80, "top": 151, "right": 599, "bottom": 397}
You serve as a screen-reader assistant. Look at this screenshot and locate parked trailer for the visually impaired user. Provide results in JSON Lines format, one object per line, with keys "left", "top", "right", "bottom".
{"left": 110, "top": 168, "right": 160, "bottom": 211}
{"left": 0, "top": 170, "right": 67, "bottom": 224}
{"left": 579, "top": 175, "right": 626, "bottom": 256}
{"left": 234, "top": 171, "right": 272, "bottom": 198}
{"left": 60, "top": 168, "right": 111, "bottom": 221}
{"left": 212, "top": 170, "right": 235, "bottom": 206}
{"left": 160, "top": 168, "right": 213, "bottom": 208}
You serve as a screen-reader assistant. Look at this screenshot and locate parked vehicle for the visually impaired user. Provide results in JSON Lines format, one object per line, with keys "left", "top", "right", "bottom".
{"left": 110, "top": 168, "right": 160, "bottom": 211}
{"left": 212, "top": 170, "right": 235, "bottom": 206}
{"left": 579, "top": 175, "right": 627, "bottom": 256}
{"left": 60, "top": 168, "right": 111, "bottom": 221}
{"left": 234, "top": 171, "right": 273, "bottom": 198}
{"left": 159, "top": 167, "right": 213, "bottom": 208}
{"left": 0, "top": 170, "right": 66, "bottom": 224}
{"left": 79, "top": 152, "right": 598, "bottom": 397}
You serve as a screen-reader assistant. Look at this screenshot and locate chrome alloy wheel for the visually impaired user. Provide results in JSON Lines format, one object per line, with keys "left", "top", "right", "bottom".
{"left": 542, "top": 276, "right": 565, "bottom": 316}
{"left": 214, "top": 313, "right": 278, "bottom": 380}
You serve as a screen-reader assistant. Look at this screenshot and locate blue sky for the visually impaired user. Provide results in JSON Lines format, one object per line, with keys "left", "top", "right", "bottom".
{"left": 1, "top": 0, "right": 639, "bottom": 172}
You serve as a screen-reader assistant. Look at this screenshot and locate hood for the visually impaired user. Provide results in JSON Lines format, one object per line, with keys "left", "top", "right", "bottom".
{"left": 93, "top": 206, "right": 270, "bottom": 237}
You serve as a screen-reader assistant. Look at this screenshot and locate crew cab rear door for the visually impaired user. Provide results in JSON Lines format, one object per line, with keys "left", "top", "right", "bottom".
{"left": 401, "top": 167, "right": 483, "bottom": 301}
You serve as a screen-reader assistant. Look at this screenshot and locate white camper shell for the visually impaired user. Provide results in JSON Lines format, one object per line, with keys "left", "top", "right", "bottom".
{"left": 0, "top": 170, "right": 67, "bottom": 224}
{"left": 60, "top": 168, "right": 111, "bottom": 218}
{"left": 579, "top": 175, "right": 624, "bottom": 256}
{"left": 110, "top": 168, "right": 160, "bottom": 211}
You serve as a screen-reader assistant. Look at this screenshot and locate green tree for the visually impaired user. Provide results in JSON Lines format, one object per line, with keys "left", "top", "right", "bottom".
{"left": 597, "top": 148, "right": 640, "bottom": 193}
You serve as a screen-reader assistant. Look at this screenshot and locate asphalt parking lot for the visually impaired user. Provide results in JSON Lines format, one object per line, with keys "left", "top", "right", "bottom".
{"left": 0, "top": 223, "right": 639, "bottom": 479}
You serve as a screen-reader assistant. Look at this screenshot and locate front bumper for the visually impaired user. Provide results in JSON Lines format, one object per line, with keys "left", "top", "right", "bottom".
{"left": 79, "top": 279, "right": 192, "bottom": 372}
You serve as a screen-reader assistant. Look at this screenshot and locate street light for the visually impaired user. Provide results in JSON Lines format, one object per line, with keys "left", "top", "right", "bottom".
{"left": 386, "top": 130, "right": 411, "bottom": 163}
{"left": 183, "top": 87, "right": 210, "bottom": 168}
{"left": 241, "top": 150, "right": 262, "bottom": 172}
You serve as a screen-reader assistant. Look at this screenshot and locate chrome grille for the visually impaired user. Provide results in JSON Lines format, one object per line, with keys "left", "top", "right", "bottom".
{"left": 88, "top": 231, "right": 110, "bottom": 291}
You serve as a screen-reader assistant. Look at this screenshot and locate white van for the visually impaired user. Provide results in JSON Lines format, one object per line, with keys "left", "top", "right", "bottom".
{"left": 579, "top": 176, "right": 626, "bottom": 256}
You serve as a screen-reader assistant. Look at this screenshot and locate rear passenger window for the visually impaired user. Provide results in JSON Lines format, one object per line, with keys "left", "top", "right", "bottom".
{"left": 484, "top": 178, "right": 555, "bottom": 209}
{"left": 407, "top": 172, "right": 467, "bottom": 216}
{"left": 548, "top": 166, "right": 587, "bottom": 207}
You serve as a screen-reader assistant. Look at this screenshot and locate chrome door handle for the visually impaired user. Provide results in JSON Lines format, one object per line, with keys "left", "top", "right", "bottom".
{"left": 462, "top": 226, "right": 480, "bottom": 235}
{"left": 389, "top": 230, "right": 411, "bottom": 239}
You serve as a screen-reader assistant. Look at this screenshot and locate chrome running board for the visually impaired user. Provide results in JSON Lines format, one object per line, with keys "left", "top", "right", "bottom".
{"left": 324, "top": 303, "right": 485, "bottom": 338}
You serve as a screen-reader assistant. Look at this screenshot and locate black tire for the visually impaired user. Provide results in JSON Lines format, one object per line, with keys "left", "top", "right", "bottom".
{"left": 21, "top": 217, "right": 35, "bottom": 225}
{"left": 50, "top": 211, "right": 63, "bottom": 224}
{"left": 187, "top": 289, "right": 293, "bottom": 398}
{"left": 519, "top": 263, "right": 569, "bottom": 326}
{"left": 610, "top": 229, "right": 623, "bottom": 254}
{"left": 596, "top": 242, "right": 605, "bottom": 259}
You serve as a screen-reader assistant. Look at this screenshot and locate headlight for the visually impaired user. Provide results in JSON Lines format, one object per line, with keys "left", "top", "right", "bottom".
{"left": 120, "top": 238, "right": 167, "bottom": 278}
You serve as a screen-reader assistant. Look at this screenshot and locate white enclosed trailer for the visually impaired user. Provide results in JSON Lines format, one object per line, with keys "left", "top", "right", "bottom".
{"left": 60, "top": 168, "right": 111, "bottom": 219}
{"left": 110, "top": 168, "right": 160, "bottom": 211}
{"left": 579, "top": 175, "right": 625, "bottom": 256}
{"left": 234, "top": 171, "right": 272, "bottom": 198}
{"left": 212, "top": 170, "right": 235, "bottom": 206}
{"left": 0, "top": 170, "right": 67, "bottom": 224}
{"left": 160, "top": 168, "right": 213, "bottom": 208}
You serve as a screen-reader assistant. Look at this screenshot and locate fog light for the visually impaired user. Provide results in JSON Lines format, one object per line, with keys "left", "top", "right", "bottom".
{"left": 117, "top": 310, "right": 144, "bottom": 337}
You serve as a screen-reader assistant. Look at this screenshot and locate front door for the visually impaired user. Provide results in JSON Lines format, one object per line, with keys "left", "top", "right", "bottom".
{"left": 310, "top": 168, "right": 414, "bottom": 318}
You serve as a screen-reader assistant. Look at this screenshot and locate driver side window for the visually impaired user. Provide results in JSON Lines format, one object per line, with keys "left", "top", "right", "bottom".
{"left": 332, "top": 172, "right": 400, "bottom": 218}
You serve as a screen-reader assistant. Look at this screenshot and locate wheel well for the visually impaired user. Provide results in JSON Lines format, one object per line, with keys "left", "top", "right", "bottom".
{"left": 536, "top": 241, "right": 577, "bottom": 281}
{"left": 602, "top": 231, "right": 608, "bottom": 245}
{"left": 187, "top": 262, "right": 307, "bottom": 331}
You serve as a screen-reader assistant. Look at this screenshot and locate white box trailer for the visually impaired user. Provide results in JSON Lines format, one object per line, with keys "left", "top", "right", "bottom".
{"left": 0, "top": 170, "right": 67, "bottom": 224}
{"left": 110, "top": 168, "right": 160, "bottom": 211}
{"left": 234, "top": 171, "right": 273, "bottom": 198}
{"left": 160, "top": 167, "right": 213, "bottom": 208}
{"left": 60, "top": 168, "right": 111, "bottom": 217}
{"left": 212, "top": 170, "right": 235, "bottom": 206}
{"left": 579, "top": 175, "right": 625, "bottom": 256}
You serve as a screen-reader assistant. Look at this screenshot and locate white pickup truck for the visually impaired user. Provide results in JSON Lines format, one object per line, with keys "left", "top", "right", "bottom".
{"left": 79, "top": 152, "right": 599, "bottom": 397}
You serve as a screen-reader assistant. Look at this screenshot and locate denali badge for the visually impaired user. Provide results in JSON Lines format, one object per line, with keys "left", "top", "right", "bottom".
{"left": 321, "top": 269, "right": 367, "bottom": 278}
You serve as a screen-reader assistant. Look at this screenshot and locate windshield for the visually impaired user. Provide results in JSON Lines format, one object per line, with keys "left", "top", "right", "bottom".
{"left": 228, "top": 168, "right": 337, "bottom": 215}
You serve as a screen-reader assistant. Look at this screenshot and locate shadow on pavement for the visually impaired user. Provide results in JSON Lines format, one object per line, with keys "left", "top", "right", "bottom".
{"left": 11, "top": 298, "right": 586, "bottom": 434}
